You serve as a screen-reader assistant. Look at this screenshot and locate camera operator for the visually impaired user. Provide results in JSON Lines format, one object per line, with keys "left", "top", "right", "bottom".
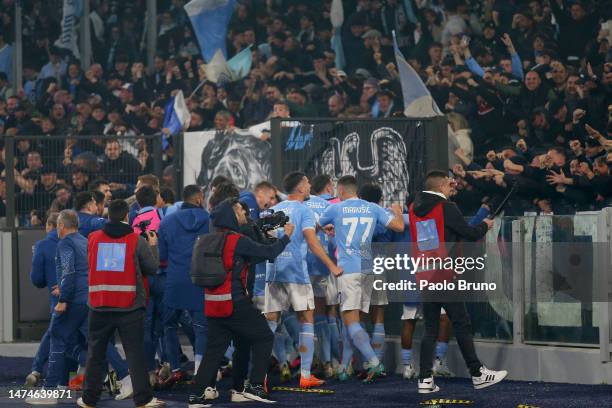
{"left": 188, "top": 198, "right": 294, "bottom": 406}
{"left": 205, "top": 182, "right": 274, "bottom": 398}
{"left": 79, "top": 200, "right": 164, "bottom": 408}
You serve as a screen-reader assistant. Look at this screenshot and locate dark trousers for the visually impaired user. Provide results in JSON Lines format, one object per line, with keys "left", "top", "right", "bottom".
{"left": 144, "top": 275, "right": 166, "bottom": 371}
{"left": 419, "top": 301, "right": 482, "bottom": 378}
{"left": 46, "top": 303, "right": 89, "bottom": 388}
{"left": 82, "top": 309, "right": 152, "bottom": 406}
{"left": 192, "top": 300, "right": 273, "bottom": 393}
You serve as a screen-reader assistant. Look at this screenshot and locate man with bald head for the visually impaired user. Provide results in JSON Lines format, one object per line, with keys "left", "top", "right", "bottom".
{"left": 328, "top": 94, "right": 345, "bottom": 117}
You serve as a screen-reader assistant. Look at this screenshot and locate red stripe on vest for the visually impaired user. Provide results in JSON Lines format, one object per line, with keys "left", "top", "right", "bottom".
{"left": 408, "top": 202, "right": 453, "bottom": 285}
{"left": 204, "top": 233, "right": 247, "bottom": 318}
{"left": 88, "top": 230, "right": 143, "bottom": 308}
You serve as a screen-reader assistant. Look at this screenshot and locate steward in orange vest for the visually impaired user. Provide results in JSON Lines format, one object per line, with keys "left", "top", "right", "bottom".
{"left": 412, "top": 171, "right": 507, "bottom": 395}
{"left": 81, "top": 199, "right": 165, "bottom": 408}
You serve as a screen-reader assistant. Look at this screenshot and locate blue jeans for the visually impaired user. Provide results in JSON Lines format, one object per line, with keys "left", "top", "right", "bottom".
{"left": 46, "top": 303, "right": 89, "bottom": 388}
{"left": 163, "top": 307, "right": 207, "bottom": 370}
{"left": 106, "top": 339, "right": 129, "bottom": 379}
{"left": 144, "top": 275, "right": 167, "bottom": 371}
{"left": 31, "top": 296, "right": 59, "bottom": 373}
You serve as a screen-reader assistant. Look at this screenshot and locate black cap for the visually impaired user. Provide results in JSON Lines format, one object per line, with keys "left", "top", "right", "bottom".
{"left": 40, "top": 165, "right": 58, "bottom": 175}
{"left": 509, "top": 155, "right": 529, "bottom": 166}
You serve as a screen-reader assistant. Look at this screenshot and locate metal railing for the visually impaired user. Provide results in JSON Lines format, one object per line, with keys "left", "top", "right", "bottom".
{"left": 2, "top": 134, "right": 166, "bottom": 229}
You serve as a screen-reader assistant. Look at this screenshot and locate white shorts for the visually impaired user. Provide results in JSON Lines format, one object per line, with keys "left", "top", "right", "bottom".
{"left": 310, "top": 275, "right": 339, "bottom": 306}
{"left": 252, "top": 295, "right": 265, "bottom": 312}
{"left": 264, "top": 282, "right": 315, "bottom": 313}
{"left": 401, "top": 304, "right": 447, "bottom": 320}
{"left": 338, "top": 273, "right": 387, "bottom": 313}
{"left": 364, "top": 273, "right": 389, "bottom": 307}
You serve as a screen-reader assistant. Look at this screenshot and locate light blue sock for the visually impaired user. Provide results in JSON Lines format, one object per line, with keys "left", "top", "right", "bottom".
{"left": 371, "top": 323, "right": 385, "bottom": 362}
{"left": 340, "top": 321, "right": 353, "bottom": 370}
{"left": 314, "top": 315, "right": 331, "bottom": 363}
{"left": 401, "top": 348, "right": 412, "bottom": 366}
{"left": 436, "top": 342, "right": 448, "bottom": 360}
{"left": 282, "top": 326, "right": 295, "bottom": 359}
{"left": 299, "top": 323, "right": 315, "bottom": 378}
{"left": 328, "top": 316, "right": 341, "bottom": 361}
{"left": 283, "top": 312, "right": 300, "bottom": 345}
{"left": 347, "top": 323, "right": 379, "bottom": 367}
{"left": 267, "top": 320, "right": 278, "bottom": 334}
{"left": 268, "top": 320, "right": 286, "bottom": 364}
{"left": 224, "top": 344, "right": 235, "bottom": 361}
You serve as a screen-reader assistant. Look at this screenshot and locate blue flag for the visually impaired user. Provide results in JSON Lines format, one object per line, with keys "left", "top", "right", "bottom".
{"left": 392, "top": 31, "right": 442, "bottom": 117}
{"left": 227, "top": 45, "right": 253, "bottom": 80}
{"left": 184, "top": 0, "right": 237, "bottom": 63}
{"left": 163, "top": 90, "right": 191, "bottom": 149}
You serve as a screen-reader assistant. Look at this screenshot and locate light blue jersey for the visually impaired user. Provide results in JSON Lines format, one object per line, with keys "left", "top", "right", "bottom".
{"left": 266, "top": 200, "right": 315, "bottom": 284}
{"left": 304, "top": 195, "right": 331, "bottom": 276}
{"left": 319, "top": 198, "right": 393, "bottom": 274}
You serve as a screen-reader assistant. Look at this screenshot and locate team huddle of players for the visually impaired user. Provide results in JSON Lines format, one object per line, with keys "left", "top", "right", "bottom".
{"left": 25, "top": 171, "right": 455, "bottom": 401}
{"left": 241, "top": 172, "right": 452, "bottom": 388}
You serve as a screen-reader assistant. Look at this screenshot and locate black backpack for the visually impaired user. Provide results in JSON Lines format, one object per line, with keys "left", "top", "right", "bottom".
{"left": 191, "top": 231, "right": 234, "bottom": 289}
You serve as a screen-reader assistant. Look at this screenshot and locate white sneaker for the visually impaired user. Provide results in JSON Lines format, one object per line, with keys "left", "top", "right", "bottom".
{"left": 402, "top": 364, "right": 416, "bottom": 379}
{"left": 25, "top": 371, "right": 41, "bottom": 387}
{"left": 76, "top": 397, "right": 95, "bottom": 408}
{"left": 158, "top": 362, "right": 171, "bottom": 381}
{"left": 204, "top": 386, "right": 219, "bottom": 400}
{"left": 115, "top": 375, "right": 134, "bottom": 400}
{"left": 138, "top": 397, "right": 166, "bottom": 408}
{"left": 433, "top": 358, "right": 452, "bottom": 376}
{"left": 231, "top": 388, "right": 253, "bottom": 402}
{"left": 417, "top": 376, "right": 440, "bottom": 394}
{"left": 472, "top": 366, "right": 507, "bottom": 389}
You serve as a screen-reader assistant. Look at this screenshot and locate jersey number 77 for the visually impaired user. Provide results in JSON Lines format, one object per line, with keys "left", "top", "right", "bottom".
{"left": 342, "top": 217, "right": 374, "bottom": 246}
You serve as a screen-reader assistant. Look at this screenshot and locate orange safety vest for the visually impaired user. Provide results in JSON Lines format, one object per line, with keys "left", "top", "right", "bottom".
{"left": 204, "top": 233, "right": 248, "bottom": 318}
{"left": 88, "top": 230, "right": 143, "bottom": 308}
{"left": 408, "top": 202, "right": 453, "bottom": 286}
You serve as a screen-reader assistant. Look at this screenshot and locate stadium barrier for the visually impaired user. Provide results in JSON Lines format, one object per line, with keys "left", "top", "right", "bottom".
{"left": 380, "top": 209, "right": 612, "bottom": 384}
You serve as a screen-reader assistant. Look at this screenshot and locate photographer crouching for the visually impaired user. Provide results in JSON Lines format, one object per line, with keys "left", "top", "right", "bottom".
{"left": 188, "top": 198, "right": 294, "bottom": 407}
{"left": 78, "top": 199, "right": 164, "bottom": 408}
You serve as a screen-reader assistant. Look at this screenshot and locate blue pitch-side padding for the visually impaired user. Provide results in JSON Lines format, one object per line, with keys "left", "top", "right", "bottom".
{"left": 96, "top": 243, "right": 127, "bottom": 272}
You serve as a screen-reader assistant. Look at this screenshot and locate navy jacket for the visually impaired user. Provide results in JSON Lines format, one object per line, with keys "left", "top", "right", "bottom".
{"left": 56, "top": 232, "right": 89, "bottom": 305}
{"left": 31, "top": 229, "right": 60, "bottom": 310}
{"left": 78, "top": 212, "right": 106, "bottom": 238}
{"left": 158, "top": 203, "right": 210, "bottom": 311}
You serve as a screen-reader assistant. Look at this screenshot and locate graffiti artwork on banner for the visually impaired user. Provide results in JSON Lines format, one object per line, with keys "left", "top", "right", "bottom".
{"left": 183, "top": 129, "right": 272, "bottom": 194}
{"left": 314, "top": 127, "right": 410, "bottom": 205}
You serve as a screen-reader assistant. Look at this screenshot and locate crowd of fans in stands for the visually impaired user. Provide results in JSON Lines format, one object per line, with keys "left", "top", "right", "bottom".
{"left": 1, "top": 0, "right": 612, "bottom": 223}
